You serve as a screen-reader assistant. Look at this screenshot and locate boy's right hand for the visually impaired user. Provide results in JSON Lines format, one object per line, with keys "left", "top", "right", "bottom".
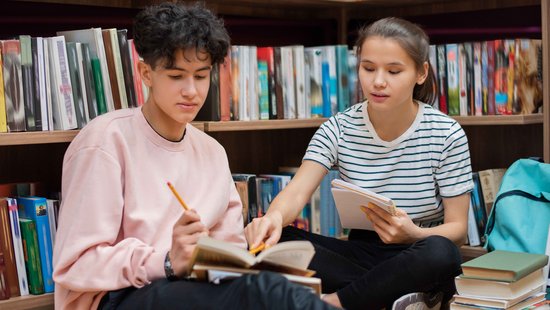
{"left": 169, "top": 209, "right": 208, "bottom": 276}
{"left": 244, "top": 211, "right": 283, "bottom": 250}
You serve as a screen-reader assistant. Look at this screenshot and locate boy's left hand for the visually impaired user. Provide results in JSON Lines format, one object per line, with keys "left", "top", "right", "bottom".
{"left": 363, "top": 203, "right": 421, "bottom": 244}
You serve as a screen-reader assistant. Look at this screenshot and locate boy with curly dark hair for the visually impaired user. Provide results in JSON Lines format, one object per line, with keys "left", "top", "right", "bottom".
{"left": 52, "top": 3, "right": 335, "bottom": 309}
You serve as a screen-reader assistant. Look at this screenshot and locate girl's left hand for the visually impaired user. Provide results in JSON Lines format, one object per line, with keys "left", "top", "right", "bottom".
{"left": 362, "top": 203, "right": 421, "bottom": 244}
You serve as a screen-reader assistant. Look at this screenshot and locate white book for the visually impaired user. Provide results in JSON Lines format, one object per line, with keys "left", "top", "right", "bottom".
{"left": 6, "top": 198, "right": 29, "bottom": 296}
{"left": 330, "top": 179, "right": 397, "bottom": 230}
{"left": 280, "top": 46, "right": 296, "bottom": 119}
{"left": 57, "top": 28, "right": 114, "bottom": 112}
{"left": 46, "top": 199, "right": 59, "bottom": 247}
{"left": 455, "top": 269, "right": 546, "bottom": 300}
{"left": 49, "top": 36, "right": 77, "bottom": 130}
{"left": 43, "top": 38, "right": 54, "bottom": 131}
{"left": 292, "top": 45, "right": 308, "bottom": 119}
{"left": 466, "top": 199, "right": 481, "bottom": 246}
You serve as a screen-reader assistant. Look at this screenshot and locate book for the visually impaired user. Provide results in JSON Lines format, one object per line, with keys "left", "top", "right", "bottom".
{"left": 189, "top": 236, "right": 315, "bottom": 277}
{"left": 192, "top": 264, "right": 321, "bottom": 295}
{"left": 478, "top": 168, "right": 506, "bottom": 216}
{"left": 19, "top": 218, "right": 44, "bottom": 295}
{"left": 455, "top": 268, "right": 545, "bottom": 300}
{"left": 0, "top": 198, "right": 19, "bottom": 297}
{"left": 451, "top": 292, "right": 546, "bottom": 310}
{"left": 5, "top": 198, "right": 29, "bottom": 296}
{"left": 330, "top": 179, "right": 397, "bottom": 230}
{"left": 17, "top": 197, "right": 54, "bottom": 293}
{"left": 452, "top": 285, "right": 545, "bottom": 309}
{"left": 1, "top": 39, "right": 27, "bottom": 132}
{"left": 461, "top": 250, "right": 549, "bottom": 282}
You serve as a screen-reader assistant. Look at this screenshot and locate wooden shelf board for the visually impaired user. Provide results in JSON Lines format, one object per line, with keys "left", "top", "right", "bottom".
{"left": 0, "top": 131, "right": 78, "bottom": 146}
{"left": 0, "top": 293, "right": 54, "bottom": 310}
{"left": 453, "top": 114, "right": 543, "bottom": 126}
{"left": 205, "top": 118, "right": 328, "bottom": 132}
{"left": 0, "top": 114, "right": 543, "bottom": 145}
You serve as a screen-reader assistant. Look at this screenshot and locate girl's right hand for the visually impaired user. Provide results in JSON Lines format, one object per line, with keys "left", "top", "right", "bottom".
{"left": 244, "top": 211, "right": 284, "bottom": 250}
{"left": 169, "top": 209, "right": 209, "bottom": 276}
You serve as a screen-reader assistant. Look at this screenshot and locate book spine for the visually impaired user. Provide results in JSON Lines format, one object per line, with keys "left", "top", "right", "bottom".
{"left": 91, "top": 58, "right": 107, "bottom": 115}
{"left": 19, "top": 219, "right": 44, "bottom": 295}
{"left": 2, "top": 40, "right": 27, "bottom": 132}
{"left": 18, "top": 198, "right": 54, "bottom": 293}
{"left": 7, "top": 198, "right": 29, "bottom": 295}
{"left": 0, "top": 199, "right": 19, "bottom": 297}
{"left": 0, "top": 50, "right": 7, "bottom": 132}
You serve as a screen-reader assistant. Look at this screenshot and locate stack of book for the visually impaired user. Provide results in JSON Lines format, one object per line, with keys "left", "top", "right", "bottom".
{"left": 452, "top": 250, "right": 549, "bottom": 310}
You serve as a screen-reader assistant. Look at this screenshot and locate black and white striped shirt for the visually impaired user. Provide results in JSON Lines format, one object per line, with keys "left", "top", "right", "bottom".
{"left": 304, "top": 101, "right": 473, "bottom": 226}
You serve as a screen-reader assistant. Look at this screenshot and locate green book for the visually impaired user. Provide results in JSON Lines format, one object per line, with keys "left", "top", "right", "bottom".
{"left": 461, "top": 250, "right": 548, "bottom": 282}
{"left": 19, "top": 218, "right": 44, "bottom": 295}
{"left": 91, "top": 58, "right": 107, "bottom": 115}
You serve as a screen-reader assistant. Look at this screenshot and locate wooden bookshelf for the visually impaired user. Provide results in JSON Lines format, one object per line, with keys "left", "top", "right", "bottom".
{"left": 1, "top": 0, "right": 548, "bottom": 309}
{"left": 205, "top": 118, "right": 328, "bottom": 132}
{"left": 0, "top": 293, "right": 54, "bottom": 310}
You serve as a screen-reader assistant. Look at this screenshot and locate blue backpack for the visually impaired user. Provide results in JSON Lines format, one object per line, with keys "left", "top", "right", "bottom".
{"left": 484, "top": 158, "right": 550, "bottom": 254}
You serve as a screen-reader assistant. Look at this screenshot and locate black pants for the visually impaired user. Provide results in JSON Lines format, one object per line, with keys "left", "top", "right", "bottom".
{"left": 280, "top": 226, "right": 462, "bottom": 310}
{"left": 99, "top": 271, "right": 338, "bottom": 310}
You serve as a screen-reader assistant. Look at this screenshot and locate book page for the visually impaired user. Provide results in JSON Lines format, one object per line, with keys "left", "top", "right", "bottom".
{"left": 331, "top": 179, "right": 396, "bottom": 230}
{"left": 256, "top": 240, "right": 314, "bottom": 270}
{"left": 191, "top": 237, "right": 256, "bottom": 269}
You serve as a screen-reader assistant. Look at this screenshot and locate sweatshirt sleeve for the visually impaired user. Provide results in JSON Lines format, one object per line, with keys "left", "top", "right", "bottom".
{"left": 53, "top": 147, "right": 164, "bottom": 292}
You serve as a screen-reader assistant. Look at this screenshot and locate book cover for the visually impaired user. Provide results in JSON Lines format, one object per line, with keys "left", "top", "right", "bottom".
{"left": 0, "top": 198, "right": 20, "bottom": 297}
{"left": 478, "top": 168, "right": 506, "bottom": 216}
{"left": 304, "top": 47, "right": 324, "bottom": 118}
{"left": 514, "top": 39, "right": 543, "bottom": 114}
{"left": 272, "top": 46, "right": 284, "bottom": 119}
{"left": 101, "top": 29, "right": 122, "bottom": 110}
{"left": 0, "top": 50, "right": 7, "bottom": 133}
{"left": 445, "top": 43, "right": 459, "bottom": 116}
{"left": 330, "top": 179, "right": 397, "bottom": 230}
{"left": 436, "top": 44, "right": 448, "bottom": 114}
{"left": 472, "top": 42, "right": 483, "bottom": 116}
{"left": 66, "top": 41, "right": 88, "bottom": 129}
{"left": 257, "top": 60, "right": 270, "bottom": 120}
{"left": 457, "top": 43, "right": 468, "bottom": 116}
{"left": 452, "top": 285, "right": 545, "bottom": 309}
{"left": 1, "top": 39, "right": 27, "bottom": 132}
{"left": 232, "top": 174, "right": 258, "bottom": 222}
{"left": 335, "top": 44, "right": 350, "bottom": 113}
{"left": 455, "top": 268, "right": 545, "bottom": 300}
{"left": 194, "top": 63, "right": 220, "bottom": 121}
{"left": 293, "top": 45, "right": 308, "bottom": 119}
{"left": 48, "top": 36, "right": 77, "bottom": 130}
{"left": 189, "top": 236, "right": 315, "bottom": 277}
{"left": 128, "top": 39, "right": 145, "bottom": 107}
{"left": 257, "top": 47, "right": 276, "bottom": 119}
{"left": 461, "top": 250, "right": 548, "bottom": 282}
{"left": 20, "top": 35, "right": 36, "bottom": 131}
{"left": 219, "top": 51, "right": 233, "bottom": 121}
{"left": 58, "top": 28, "right": 114, "bottom": 112}
{"left": 5, "top": 198, "right": 29, "bottom": 295}
{"left": 19, "top": 218, "right": 44, "bottom": 295}
{"left": 17, "top": 197, "right": 54, "bottom": 293}
{"left": 116, "top": 29, "right": 137, "bottom": 108}
{"left": 193, "top": 264, "right": 321, "bottom": 295}
{"left": 32, "top": 37, "right": 47, "bottom": 131}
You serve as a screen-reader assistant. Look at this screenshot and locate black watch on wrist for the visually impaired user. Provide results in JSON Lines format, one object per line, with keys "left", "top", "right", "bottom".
{"left": 164, "top": 251, "right": 178, "bottom": 281}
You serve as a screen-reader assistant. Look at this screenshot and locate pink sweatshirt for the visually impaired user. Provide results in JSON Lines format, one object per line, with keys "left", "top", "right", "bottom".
{"left": 52, "top": 108, "right": 246, "bottom": 309}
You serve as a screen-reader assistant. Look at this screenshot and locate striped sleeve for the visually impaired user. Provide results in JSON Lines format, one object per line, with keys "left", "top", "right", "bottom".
{"left": 303, "top": 116, "right": 341, "bottom": 170}
{"left": 435, "top": 121, "right": 474, "bottom": 197}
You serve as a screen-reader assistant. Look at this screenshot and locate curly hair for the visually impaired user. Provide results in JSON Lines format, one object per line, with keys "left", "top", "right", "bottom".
{"left": 133, "top": 2, "right": 230, "bottom": 68}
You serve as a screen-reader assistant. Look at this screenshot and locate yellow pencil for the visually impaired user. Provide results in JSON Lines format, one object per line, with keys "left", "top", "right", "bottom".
{"left": 248, "top": 243, "right": 266, "bottom": 255}
{"left": 166, "top": 182, "right": 190, "bottom": 211}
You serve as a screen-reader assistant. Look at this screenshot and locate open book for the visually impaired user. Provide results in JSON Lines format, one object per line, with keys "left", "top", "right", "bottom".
{"left": 331, "top": 179, "right": 397, "bottom": 230}
{"left": 189, "top": 236, "right": 316, "bottom": 277}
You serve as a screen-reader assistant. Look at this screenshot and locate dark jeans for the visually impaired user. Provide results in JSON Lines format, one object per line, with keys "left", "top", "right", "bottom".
{"left": 99, "top": 271, "right": 337, "bottom": 310}
{"left": 280, "top": 226, "right": 462, "bottom": 310}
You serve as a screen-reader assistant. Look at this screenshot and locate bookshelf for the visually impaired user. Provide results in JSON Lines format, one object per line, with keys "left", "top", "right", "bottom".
{"left": 1, "top": 0, "right": 549, "bottom": 308}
